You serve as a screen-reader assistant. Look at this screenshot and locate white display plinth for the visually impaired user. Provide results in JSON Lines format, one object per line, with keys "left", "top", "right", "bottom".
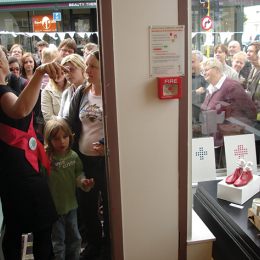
{"left": 217, "top": 175, "right": 260, "bottom": 205}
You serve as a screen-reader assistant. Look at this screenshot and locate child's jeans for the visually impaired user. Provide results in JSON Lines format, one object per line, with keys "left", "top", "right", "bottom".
{"left": 52, "top": 208, "right": 81, "bottom": 260}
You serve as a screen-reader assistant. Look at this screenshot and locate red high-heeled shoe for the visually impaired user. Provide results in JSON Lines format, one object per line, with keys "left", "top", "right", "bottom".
{"left": 226, "top": 159, "right": 245, "bottom": 184}
{"left": 234, "top": 161, "right": 253, "bottom": 187}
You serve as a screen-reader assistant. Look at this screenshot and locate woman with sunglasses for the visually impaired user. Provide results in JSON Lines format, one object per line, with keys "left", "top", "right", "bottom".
{"left": 8, "top": 56, "right": 28, "bottom": 92}
{"left": 20, "top": 53, "right": 38, "bottom": 81}
{"left": 58, "top": 54, "right": 87, "bottom": 118}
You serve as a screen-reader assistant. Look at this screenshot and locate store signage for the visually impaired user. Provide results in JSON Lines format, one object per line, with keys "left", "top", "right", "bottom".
{"left": 68, "top": 2, "right": 96, "bottom": 7}
{"left": 32, "top": 15, "right": 60, "bottom": 32}
{"left": 53, "top": 12, "right": 61, "bottom": 22}
{"left": 201, "top": 16, "right": 213, "bottom": 31}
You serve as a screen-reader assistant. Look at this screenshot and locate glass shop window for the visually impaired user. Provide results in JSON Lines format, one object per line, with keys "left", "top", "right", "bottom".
{"left": 191, "top": 1, "right": 260, "bottom": 174}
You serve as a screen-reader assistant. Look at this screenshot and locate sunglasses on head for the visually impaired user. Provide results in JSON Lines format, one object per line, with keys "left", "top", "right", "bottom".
{"left": 9, "top": 67, "right": 19, "bottom": 72}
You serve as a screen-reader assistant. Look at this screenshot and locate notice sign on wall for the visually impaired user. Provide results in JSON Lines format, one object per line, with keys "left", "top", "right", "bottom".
{"left": 32, "top": 15, "right": 60, "bottom": 32}
{"left": 150, "top": 25, "right": 185, "bottom": 77}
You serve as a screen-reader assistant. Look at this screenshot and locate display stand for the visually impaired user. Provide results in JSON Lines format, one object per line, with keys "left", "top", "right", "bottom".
{"left": 217, "top": 175, "right": 260, "bottom": 205}
{"left": 194, "top": 179, "right": 260, "bottom": 260}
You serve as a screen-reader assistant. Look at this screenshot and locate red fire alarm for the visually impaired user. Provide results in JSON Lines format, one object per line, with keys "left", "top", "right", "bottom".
{"left": 158, "top": 77, "right": 182, "bottom": 100}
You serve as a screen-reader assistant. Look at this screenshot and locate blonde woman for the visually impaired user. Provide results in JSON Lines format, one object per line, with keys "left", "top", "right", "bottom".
{"left": 58, "top": 54, "right": 87, "bottom": 118}
{"left": 9, "top": 44, "right": 24, "bottom": 63}
{"left": 41, "top": 57, "right": 70, "bottom": 122}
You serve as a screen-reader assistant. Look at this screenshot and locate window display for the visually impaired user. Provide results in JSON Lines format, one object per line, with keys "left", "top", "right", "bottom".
{"left": 192, "top": 1, "right": 260, "bottom": 172}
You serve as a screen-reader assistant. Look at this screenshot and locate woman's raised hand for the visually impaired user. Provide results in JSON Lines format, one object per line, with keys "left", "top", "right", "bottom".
{"left": 37, "top": 62, "right": 69, "bottom": 80}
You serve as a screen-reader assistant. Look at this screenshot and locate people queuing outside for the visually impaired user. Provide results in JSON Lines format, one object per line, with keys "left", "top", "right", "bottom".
{"left": 191, "top": 50, "right": 208, "bottom": 122}
{"left": 227, "top": 40, "right": 252, "bottom": 79}
{"left": 200, "top": 58, "right": 257, "bottom": 167}
{"left": 232, "top": 51, "right": 248, "bottom": 88}
{"left": 213, "top": 44, "right": 239, "bottom": 81}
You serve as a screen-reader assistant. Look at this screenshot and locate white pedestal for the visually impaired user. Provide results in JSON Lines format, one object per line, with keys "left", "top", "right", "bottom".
{"left": 217, "top": 175, "right": 260, "bottom": 205}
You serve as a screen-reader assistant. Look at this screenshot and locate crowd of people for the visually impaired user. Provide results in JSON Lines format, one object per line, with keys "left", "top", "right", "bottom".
{"left": 192, "top": 40, "right": 260, "bottom": 167}
{"left": 0, "top": 38, "right": 111, "bottom": 260}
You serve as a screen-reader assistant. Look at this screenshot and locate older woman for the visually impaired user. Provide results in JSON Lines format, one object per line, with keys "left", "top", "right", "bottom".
{"left": 201, "top": 58, "right": 257, "bottom": 144}
{"left": 0, "top": 47, "right": 69, "bottom": 259}
{"left": 9, "top": 44, "right": 24, "bottom": 63}
{"left": 213, "top": 44, "right": 239, "bottom": 81}
{"left": 232, "top": 51, "right": 249, "bottom": 86}
{"left": 201, "top": 58, "right": 257, "bottom": 168}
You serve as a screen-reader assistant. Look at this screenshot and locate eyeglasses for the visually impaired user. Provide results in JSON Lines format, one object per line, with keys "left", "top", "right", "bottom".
{"left": 64, "top": 66, "right": 75, "bottom": 73}
{"left": 203, "top": 67, "right": 215, "bottom": 74}
{"left": 9, "top": 67, "right": 19, "bottom": 72}
{"left": 60, "top": 49, "right": 74, "bottom": 55}
{"left": 12, "top": 51, "right": 22, "bottom": 54}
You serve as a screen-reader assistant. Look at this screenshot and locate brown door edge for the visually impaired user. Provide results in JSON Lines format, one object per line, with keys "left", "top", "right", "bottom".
{"left": 97, "top": 1, "right": 124, "bottom": 259}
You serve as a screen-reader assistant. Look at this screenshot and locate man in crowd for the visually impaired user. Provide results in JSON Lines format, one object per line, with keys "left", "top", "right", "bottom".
{"left": 227, "top": 40, "right": 251, "bottom": 78}
{"left": 192, "top": 50, "right": 208, "bottom": 121}
{"left": 58, "top": 38, "right": 77, "bottom": 58}
{"left": 36, "top": 40, "right": 49, "bottom": 66}
{"left": 246, "top": 42, "right": 260, "bottom": 120}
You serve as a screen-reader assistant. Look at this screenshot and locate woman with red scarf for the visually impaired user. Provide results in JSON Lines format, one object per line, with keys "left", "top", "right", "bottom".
{"left": 0, "top": 47, "right": 69, "bottom": 260}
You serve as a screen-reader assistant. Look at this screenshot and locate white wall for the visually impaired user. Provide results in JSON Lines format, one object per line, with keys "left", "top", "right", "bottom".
{"left": 111, "top": 0, "right": 180, "bottom": 259}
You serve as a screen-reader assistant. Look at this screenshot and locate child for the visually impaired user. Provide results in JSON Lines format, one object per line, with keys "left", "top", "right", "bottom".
{"left": 41, "top": 118, "right": 95, "bottom": 260}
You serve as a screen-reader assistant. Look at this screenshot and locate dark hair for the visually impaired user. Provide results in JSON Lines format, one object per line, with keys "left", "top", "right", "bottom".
{"left": 8, "top": 56, "right": 19, "bottom": 65}
{"left": 248, "top": 42, "right": 260, "bottom": 55}
{"left": 20, "top": 53, "right": 37, "bottom": 79}
{"left": 82, "top": 50, "right": 100, "bottom": 93}
{"left": 213, "top": 44, "right": 228, "bottom": 56}
{"left": 36, "top": 40, "right": 49, "bottom": 48}
{"left": 58, "top": 38, "right": 77, "bottom": 54}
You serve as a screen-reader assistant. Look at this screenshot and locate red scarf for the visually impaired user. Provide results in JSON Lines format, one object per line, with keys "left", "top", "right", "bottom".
{"left": 0, "top": 116, "right": 51, "bottom": 175}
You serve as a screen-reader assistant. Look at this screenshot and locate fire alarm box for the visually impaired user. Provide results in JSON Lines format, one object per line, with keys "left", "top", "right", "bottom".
{"left": 158, "top": 77, "right": 182, "bottom": 100}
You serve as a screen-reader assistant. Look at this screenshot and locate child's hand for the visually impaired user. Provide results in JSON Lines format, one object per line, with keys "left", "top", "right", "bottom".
{"left": 93, "top": 142, "right": 105, "bottom": 156}
{"left": 82, "top": 178, "right": 95, "bottom": 188}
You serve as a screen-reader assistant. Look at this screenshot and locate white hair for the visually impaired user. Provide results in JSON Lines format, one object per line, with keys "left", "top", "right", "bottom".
{"left": 192, "top": 50, "right": 204, "bottom": 62}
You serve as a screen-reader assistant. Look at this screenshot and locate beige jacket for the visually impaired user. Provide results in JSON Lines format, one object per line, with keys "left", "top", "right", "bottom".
{"left": 41, "top": 82, "right": 63, "bottom": 122}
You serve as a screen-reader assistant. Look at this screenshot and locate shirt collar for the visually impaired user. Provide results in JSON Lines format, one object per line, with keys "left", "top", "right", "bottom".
{"left": 207, "top": 75, "right": 226, "bottom": 94}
